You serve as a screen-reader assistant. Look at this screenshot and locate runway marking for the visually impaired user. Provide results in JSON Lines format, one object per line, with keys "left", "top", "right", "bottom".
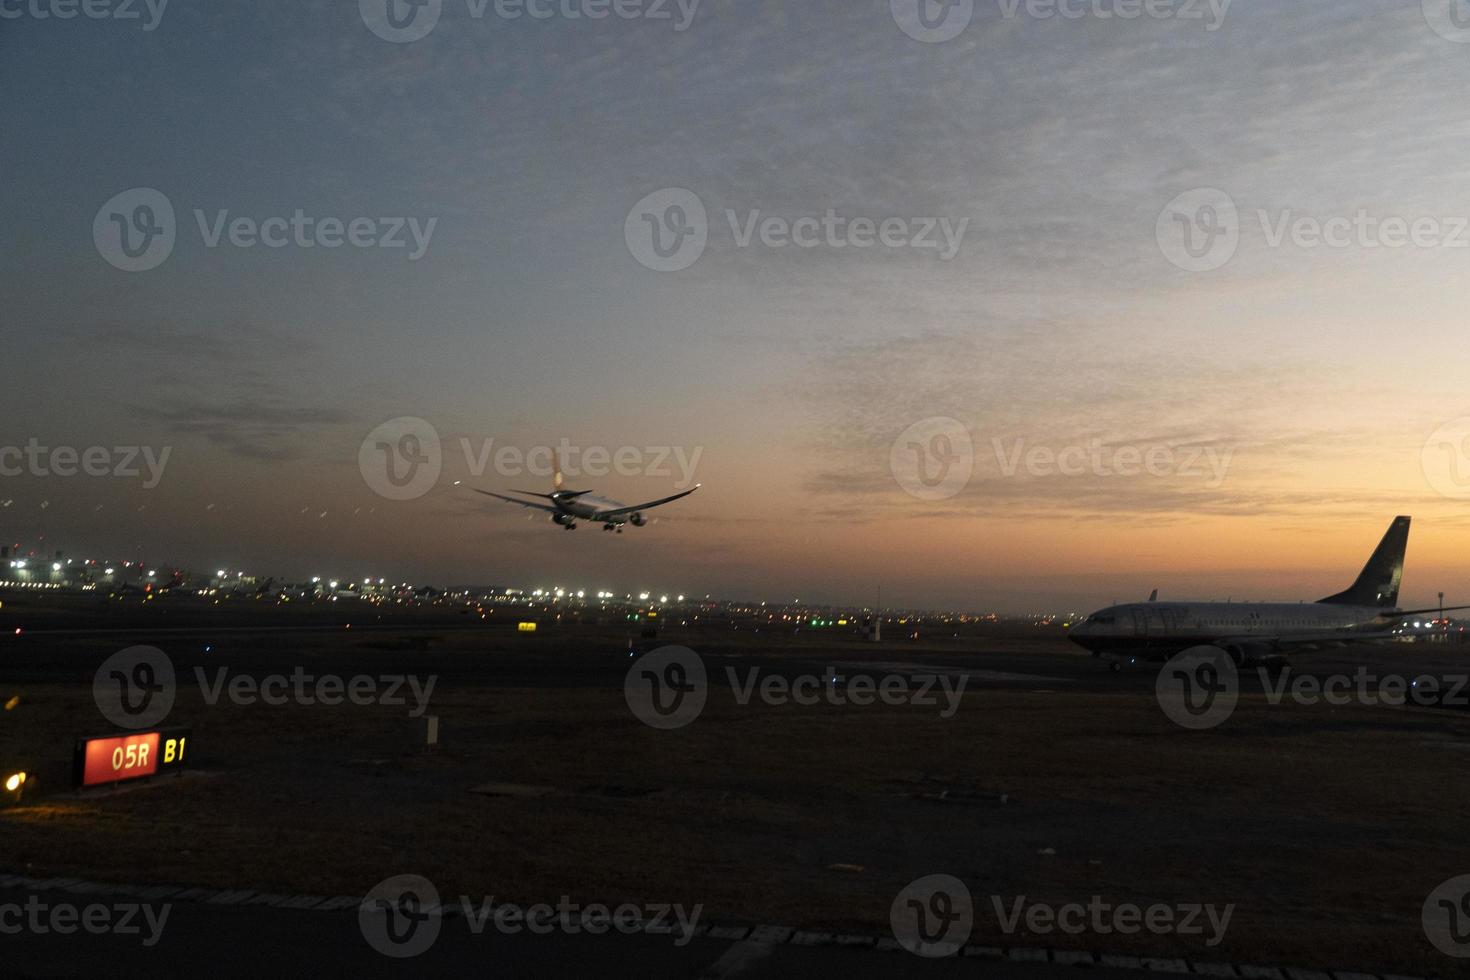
{"left": 698, "top": 939, "right": 774, "bottom": 978}
{"left": 0, "top": 871, "right": 1405, "bottom": 979}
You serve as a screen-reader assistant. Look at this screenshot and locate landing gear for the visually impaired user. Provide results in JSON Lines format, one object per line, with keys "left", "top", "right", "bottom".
{"left": 1109, "top": 660, "right": 1122, "bottom": 673}
{"left": 602, "top": 523, "right": 625, "bottom": 533}
{"left": 563, "top": 523, "right": 577, "bottom": 531}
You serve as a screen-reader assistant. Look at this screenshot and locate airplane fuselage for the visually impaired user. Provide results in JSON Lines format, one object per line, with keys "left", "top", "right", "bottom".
{"left": 558, "top": 494, "right": 627, "bottom": 521}
{"left": 1067, "top": 601, "right": 1393, "bottom": 660}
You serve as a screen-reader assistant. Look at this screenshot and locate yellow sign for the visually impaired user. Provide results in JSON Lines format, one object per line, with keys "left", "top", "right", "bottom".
{"left": 518, "top": 622, "right": 538, "bottom": 633}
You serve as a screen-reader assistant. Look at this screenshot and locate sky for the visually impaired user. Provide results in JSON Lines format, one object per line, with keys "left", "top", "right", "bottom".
{"left": 4, "top": 0, "right": 1470, "bottom": 612}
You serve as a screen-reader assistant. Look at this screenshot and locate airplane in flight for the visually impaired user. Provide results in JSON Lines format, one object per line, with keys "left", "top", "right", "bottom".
{"left": 1068, "top": 516, "right": 1466, "bottom": 669}
{"left": 469, "top": 460, "right": 699, "bottom": 532}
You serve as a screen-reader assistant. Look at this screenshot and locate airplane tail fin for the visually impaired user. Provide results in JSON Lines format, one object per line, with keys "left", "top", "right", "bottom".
{"left": 1317, "top": 516, "right": 1410, "bottom": 609}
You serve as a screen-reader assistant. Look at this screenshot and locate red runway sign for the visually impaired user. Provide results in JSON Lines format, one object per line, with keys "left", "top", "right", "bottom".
{"left": 74, "top": 729, "right": 190, "bottom": 788}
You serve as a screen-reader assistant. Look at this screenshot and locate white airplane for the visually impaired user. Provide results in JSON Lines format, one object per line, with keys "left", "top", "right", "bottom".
{"left": 471, "top": 459, "right": 699, "bottom": 532}
{"left": 1068, "top": 516, "right": 1467, "bottom": 669}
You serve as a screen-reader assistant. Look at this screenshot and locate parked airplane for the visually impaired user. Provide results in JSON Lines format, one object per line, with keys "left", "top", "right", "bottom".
{"left": 1068, "top": 516, "right": 1464, "bottom": 669}
{"left": 470, "top": 459, "right": 699, "bottom": 532}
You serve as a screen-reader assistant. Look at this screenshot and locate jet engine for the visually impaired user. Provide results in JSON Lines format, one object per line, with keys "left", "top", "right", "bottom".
{"left": 1219, "top": 640, "right": 1278, "bottom": 667}
{"left": 629, "top": 512, "right": 648, "bottom": 527}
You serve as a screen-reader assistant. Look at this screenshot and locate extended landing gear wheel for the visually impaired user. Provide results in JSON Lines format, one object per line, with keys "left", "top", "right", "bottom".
{"left": 1109, "top": 661, "right": 1122, "bottom": 673}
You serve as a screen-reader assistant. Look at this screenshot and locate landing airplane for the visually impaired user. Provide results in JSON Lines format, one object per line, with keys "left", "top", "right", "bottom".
{"left": 470, "top": 460, "right": 699, "bottom": 532}
{"left": 1068, "top": 516, "right": 1466, "bottom": 669}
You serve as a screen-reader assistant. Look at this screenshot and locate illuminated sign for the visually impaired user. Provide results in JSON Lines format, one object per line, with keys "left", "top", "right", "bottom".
{"left": 517, "top": 622, "right": 537, "bottom": 633}
{"left": 74, "top": 728, "right": 190, "bottom": 788}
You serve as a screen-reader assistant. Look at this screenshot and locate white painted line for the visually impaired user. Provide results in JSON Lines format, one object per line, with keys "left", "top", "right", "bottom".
{"left": 963, "top": 945, "right": 1004, "bottom": 958}
{"left": 1009, "top": 948, "right": 1049, "bottom": 962}
{"left": 169, "top": 888, "right": 221, "bottom": 903}
{"left": 1143, "top": 957, "right": 1189, "bottom": 973}
{"left": 1101, "top": 954, "right": 1144, "bottom": 969}
{"left": 698, "top": 939, "right": 775, "bottom": 979}
{"left": 207, "top": 890, "right": 256, "bottom": 905}
{"left": 748, "top": 924, "right": 793, "bottom": 944}
{"left": 246, "top": 893, "right": 291, "bottom": 907}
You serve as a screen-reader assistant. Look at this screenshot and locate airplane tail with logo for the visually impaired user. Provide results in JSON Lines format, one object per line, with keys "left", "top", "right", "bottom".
{"left": 1317, "top": 516, "right": 1409, "bottom": 609}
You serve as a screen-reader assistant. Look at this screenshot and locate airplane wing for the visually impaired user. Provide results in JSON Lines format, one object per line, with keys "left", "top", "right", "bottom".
{"left": 593, "top": 485, "right": 701, "bottom": 519}
{"left": 1212, "top": 629, "right": 1402, "bottom": 652}
{"left": 472, "top": 489, "right": 559, "bottom": 514}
